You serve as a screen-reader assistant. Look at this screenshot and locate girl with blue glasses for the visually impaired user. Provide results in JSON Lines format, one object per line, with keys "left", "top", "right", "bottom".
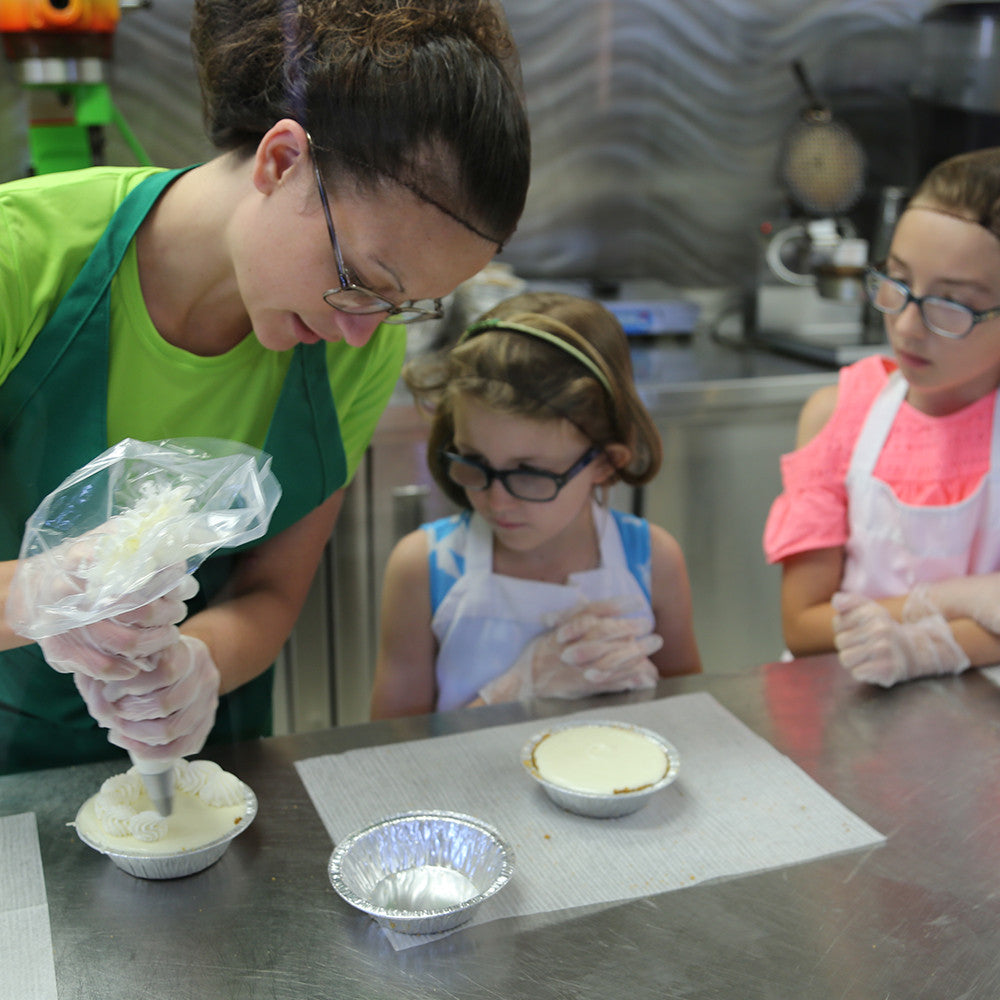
{"left": 764, "top": 146, "right": 1000, "bottom": 688}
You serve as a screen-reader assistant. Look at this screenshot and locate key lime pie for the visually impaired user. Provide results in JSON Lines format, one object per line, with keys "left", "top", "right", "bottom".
{"left": 522, "top": 721, "right": 680, "bottom": 818}
{"left": 74, "top": 759, "right": 256, "bottom": 878}
{"left": 531, "top": 723, "right": 668, "bottom": 793}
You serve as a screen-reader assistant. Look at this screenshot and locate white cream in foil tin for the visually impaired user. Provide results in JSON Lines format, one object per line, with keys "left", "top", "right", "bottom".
{"left": 75, "top": 759, "right": 251, "bottom": 857}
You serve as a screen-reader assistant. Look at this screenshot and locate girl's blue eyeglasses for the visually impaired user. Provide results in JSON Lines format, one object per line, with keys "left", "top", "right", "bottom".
{"left": 866, "top": 266, "right": 1000, "bottom": 340}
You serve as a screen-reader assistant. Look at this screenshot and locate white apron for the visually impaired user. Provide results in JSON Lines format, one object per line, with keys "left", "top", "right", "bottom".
{"left": 430, "top": 504, "right": 653, "bottom": 711}
{"left": 840, "top": 371, "right": 1000, "bottom": 598}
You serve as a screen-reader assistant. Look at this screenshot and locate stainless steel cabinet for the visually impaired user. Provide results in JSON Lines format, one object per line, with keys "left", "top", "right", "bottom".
{"left": 277, "top": 403, "right": 458, "bottom": 730}
{"left": 331, "top": 404, "right": 460, "bottom": 726}
{"left": 639, "top": 373, "right": 836, "bottom": 674}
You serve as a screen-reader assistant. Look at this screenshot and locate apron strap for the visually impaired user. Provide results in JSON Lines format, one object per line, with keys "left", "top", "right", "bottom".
{"left": 847, "top": 370, "right": 908, "bottom": 477}
{"left": 259, "top": 341, "right": 348, "bottom": 539}
{"left": 0, "top": 169, "right": 188, "bottom": 438}
{"left": 990, "top": 385, "right": 1000, "bottom": 468}
{"left": 466, "top": 511, "right": 495, "bottom": 575}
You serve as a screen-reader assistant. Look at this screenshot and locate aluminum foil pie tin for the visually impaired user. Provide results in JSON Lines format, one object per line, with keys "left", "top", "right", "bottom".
{"left": 328, "top": 810, "right": 515, "bottom": 935}
{"left": 521, "top": 720, "right": 681, "bottom": 818}
{"left": 75, "top": 783, "right": 257, "bottom": 880}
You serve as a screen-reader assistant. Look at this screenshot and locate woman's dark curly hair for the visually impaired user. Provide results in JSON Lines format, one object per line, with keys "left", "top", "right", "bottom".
{"left": 191, "top": 0, "right": 529, "bottom": 245}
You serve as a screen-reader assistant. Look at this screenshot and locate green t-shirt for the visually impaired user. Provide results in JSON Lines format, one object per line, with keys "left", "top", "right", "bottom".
{"left": 0, "top": 166, "right": 406, "bottom": 482}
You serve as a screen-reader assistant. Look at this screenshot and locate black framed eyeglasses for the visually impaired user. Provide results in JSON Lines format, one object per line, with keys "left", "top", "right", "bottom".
{"left": 307, "top": 137, "right": 444, "bottom": 324}
{"left": 441, "top": 447, "right": 601, "bottom": 502}
{"left": 865, "top": 266, "right": 1000, "bottom": 340}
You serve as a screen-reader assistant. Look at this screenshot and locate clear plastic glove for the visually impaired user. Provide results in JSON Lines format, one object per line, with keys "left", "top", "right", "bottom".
{"left": 832, "top": 590, "right": 970, "bottom": 688}
{"left": 7, "top": 524, "right": 189, "bottom": 642}
{"left": 36, "top": 575, "right": 200, "bottom": 681}
{"left": 917, "top": 575, "right": 1000, "bottom": 634}
{"left": 73, "top": 635, "right": 220, "bottom": 762}
{"left": 478, "top": 598, "right": 663, "bottom": 704}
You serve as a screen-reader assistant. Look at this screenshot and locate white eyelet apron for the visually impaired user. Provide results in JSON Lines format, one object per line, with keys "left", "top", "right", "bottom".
{"left": 430, "top": 502, "right": 653, "bottom": 711}
{"left": 840, "top": 370, "right": 1000, "bottom": 598}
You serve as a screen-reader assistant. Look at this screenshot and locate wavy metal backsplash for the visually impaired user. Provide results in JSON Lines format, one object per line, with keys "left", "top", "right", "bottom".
{"left": 0, "top": 0, "right": 934, "bottom": 286}
{"left": 501, "top": 0, "right": 933, "bottom": 285}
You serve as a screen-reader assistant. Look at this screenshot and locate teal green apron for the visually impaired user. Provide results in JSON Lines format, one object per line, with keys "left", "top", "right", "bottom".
{"left": 0, "top": 169, "right": 347, "bottom": 774}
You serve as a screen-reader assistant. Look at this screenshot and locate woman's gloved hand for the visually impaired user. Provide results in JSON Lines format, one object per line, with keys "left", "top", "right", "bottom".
{"left": 478, "top": 598, "right": 662, "bottom": 704}
{"left": 7, "top": 526, "right": 189, "bottom": 640}
{"left": 73, "top": 635, "right": 220, "bottom": 762}
{"left": 832, "top": 590, "right": 970, "bottom": 688}
{"left": 36, "top": 575, "right": 200, "bottom": 681}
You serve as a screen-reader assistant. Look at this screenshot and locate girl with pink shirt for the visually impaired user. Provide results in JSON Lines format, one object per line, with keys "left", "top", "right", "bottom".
{"left": 763, "top": 146, "right": 1000, "bottom": 687}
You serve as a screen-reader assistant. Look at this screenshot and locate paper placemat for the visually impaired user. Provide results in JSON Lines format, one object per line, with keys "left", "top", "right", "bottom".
{"left": 297, "top": 693, "right": 885, "bottom": 949}
{"left": 981, "top": 665, "right": 1000, "bottom": 687}
{"left": 0, "top": 813, "right": 58, "bottom": 1000}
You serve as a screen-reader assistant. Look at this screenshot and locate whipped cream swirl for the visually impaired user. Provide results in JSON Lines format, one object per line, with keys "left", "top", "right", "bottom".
{"left": 88, "top": 759, "right": 245, "bottom": 842}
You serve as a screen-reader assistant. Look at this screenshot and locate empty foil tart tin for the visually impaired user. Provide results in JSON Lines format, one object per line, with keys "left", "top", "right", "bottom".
{"left": 328, "top": 809, "right": 515, "bottom": 934}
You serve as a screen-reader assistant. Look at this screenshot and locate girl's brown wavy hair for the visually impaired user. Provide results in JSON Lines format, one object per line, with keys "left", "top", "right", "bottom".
{"left": 404, "top": 291, "right": 663, "bottom": 509}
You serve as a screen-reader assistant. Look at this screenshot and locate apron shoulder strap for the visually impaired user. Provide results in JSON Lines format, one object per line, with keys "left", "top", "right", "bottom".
{"left": 847, "top": 370, "right": 908, "bottom": 477}
{"left": 0, "top": 168, "right": 190, "bottom": 438}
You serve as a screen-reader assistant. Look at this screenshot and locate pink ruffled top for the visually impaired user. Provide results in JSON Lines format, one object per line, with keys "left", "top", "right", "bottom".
{"left": 763, "top": 354, "right": 996, "bottom": 564}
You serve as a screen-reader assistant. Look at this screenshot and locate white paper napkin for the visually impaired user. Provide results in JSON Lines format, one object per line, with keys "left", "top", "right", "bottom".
{"left": 296, "top": 693, "right": 885, "bottom": 950}
{"left": 0, "top": 813, "right": 58, "bottom": 1000}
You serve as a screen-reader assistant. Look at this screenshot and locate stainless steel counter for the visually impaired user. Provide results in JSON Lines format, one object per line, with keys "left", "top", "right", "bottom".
{"left": 5, "top": 656, "right": 1000, "bottom": 999}
{"left": 631, "top": 336, "right": 838, "bottom": 413}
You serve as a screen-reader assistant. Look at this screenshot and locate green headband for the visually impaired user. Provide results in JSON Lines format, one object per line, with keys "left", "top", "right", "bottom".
{"left": 459, "top": 318, "right": 613, "bottom": 395}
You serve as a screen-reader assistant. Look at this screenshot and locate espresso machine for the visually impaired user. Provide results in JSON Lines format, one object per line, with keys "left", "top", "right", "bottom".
{"left": 0, "top": 0, "right": 151, "bottom": 175}
{"left": 751, "top": 61, "right": 891, "bottom": 365}
{"left": 753, "top": 3, "right": 1000, "bottom": 366}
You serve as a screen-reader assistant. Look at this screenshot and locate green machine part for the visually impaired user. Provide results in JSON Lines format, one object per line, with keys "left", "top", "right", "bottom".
{"left": 26, "top": 80, "right": 151, "bottom": 174}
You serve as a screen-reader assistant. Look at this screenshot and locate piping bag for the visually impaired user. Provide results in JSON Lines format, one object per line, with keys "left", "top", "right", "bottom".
{"left": 7, "top": 438, "right": 282, "bottom": 814}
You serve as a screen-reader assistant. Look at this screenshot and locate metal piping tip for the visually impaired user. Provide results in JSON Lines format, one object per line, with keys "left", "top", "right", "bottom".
{"left": 139, "top": 767, "right": 175, "bottom": 817}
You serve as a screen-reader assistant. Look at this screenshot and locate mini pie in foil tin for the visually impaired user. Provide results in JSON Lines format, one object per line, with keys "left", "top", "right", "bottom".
{"left": 75, "top": 783, "right": 257, "bottom": 880}
{"left": 521, "top": 720, "right": 680, "bottom": 818}
{"left": 328, "top": 810, "right": 515, "bottom": 935}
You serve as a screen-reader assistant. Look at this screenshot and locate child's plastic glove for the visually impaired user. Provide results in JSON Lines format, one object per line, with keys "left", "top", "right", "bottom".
{"left": 73, "top": 635, "right": 220, "bottom": 762}
{"left": 915, "top": 575, "right": 1000, "bottom": 634}
{"left": 36, "top": 575, "right": 200, "bottom": 681}
{"left": 832, "top": 590, "right": 970, "bottom": 688}
{"left": 478, "top": 598, "right": 662, "bottom": 704}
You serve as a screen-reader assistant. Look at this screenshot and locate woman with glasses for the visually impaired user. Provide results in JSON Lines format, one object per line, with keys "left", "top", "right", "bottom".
{"left": 370, "top": 292, "right": 701, "bottom": 719}
{"left": 0, "top": 0, "right": 529, "bottom": 774}
{"left": 764, "top": 146, "right": 1000, "bottom": 688}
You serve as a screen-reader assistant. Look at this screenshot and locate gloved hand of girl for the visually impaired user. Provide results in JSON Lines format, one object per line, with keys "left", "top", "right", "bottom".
{"left": 37, "top": 575, "right": 200, "bottom": 681}
{"left": 914, "top": 574, "right": 1000, "bottom": 634}
{"left": 478, "top": 598, "right": 662, "bottom": 704}
{"left": 73, "top": 635, "right": 220, "bottom": 762}
{"left": 831, "top": 590, "right": 970, "bottom": 688}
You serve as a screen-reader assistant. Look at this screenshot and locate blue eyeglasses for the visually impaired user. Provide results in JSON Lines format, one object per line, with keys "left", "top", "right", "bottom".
{"left": 441, "top": 447, "right": 601, "bottom": 502}
{"left": 866, "top": 266, "right": 1000, "bottom": 340}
